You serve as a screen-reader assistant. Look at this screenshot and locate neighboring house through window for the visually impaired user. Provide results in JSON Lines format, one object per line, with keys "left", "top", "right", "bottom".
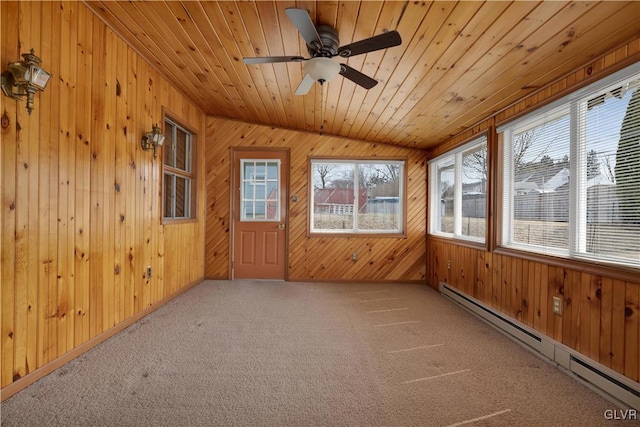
{"left": 500, "top": 64, "right": 640, "bottom": 267}
{"left": 310, "top": 159, "right": 405, "bottom": 234}
{"left": 429, "top": 135, "right": 488, "bottom": 244}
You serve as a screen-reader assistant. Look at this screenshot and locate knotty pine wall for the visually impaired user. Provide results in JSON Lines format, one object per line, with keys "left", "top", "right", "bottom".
{"left": 205, "top": 118, "right": 427, "bottom": 282}
{"left": 1, "top": 1, "right": 206, "bottom": 393}
{"left": 427, "top": 38, "right": 640, "bottom": 383}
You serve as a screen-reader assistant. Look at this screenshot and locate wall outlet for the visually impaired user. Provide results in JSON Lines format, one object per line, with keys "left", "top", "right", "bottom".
{"left": 352, "top": 252, "right": 358, "bottom": 261}
{"left": 552, "top": 296, "right": 563, "bottom": 315}
{"left": 447, "top": 260, "right": 451, "bottom": 270}
{"left": 146, "top": 266, "right": 152, "bottom": 279}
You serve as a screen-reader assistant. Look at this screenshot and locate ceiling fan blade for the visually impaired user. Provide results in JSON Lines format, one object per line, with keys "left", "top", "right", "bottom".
{"left": 337, "top": 30, "right": 402, "bottom": 58}
{"left": 339, "top": 64, "right": 378, "bottom": 89}
{"left": 295, "top": 74, "right": 316, "bottom": 95}
{"left": 285, "top": 8, "right": 323, "bottom": 48}
{"left": 243, "top": 56, "right": 306, "bottom": 65}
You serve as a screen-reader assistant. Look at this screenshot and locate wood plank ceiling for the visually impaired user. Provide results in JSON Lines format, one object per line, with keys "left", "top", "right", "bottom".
{"left": 85, "top": 1, "right": 640, "bottom": 150}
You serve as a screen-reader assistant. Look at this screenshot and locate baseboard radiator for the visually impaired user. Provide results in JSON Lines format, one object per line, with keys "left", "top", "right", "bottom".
{"left": 440, "top": 283, "right": 640, "bottom": 411}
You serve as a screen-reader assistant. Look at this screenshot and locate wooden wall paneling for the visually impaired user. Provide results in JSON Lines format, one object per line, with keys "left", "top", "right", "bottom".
{"left": 54, "top": 0, "right": 67, "bottom": 356}
{"left": 74, "top": 3, "right": 92, "bottom": 347}
{"left": 205, "top": 118, "right": 426, "bottom": 282}
{"left": 546, "top": 266, "right": 560, "bottom": 341}
{"left": 524, "top": 259, "right": 535, "bottom": 326}
{"left": 58, "top": 0, "right": 76, "bottom": 356}
{"left": 36, "top": 0, "right": 53, "bottom": 368}
{"left": 577, "top": 272, "right": 592, "bottom": 355}
{"left": 114, "top": 34, "right": 128, "bottom": 325}
{"left": 44, "top": 1, "right": 62, "bottom": 365}
{"left": 611, "top": 279, "right": 626, "bottom": 375}
{"left": 138, "top": 56, "right": 151, "bottom": 310}
{"left": 124, "top": 46, "right": 138, "bottom": 319}
{"left": 1, "top": 0, "right": 17, "bottom": 387}
{"left": 599, "top": 277, "right": 614, "bottom": 369}
{"left": 21, "top": 0, "right": 40, "bottom": 384}
{"left": 561, "top": 268, "right": 575, "bottom": 347}
{"left": 89, "top": 17, "right": 105, "bottom": 338}
{"left": 10, "top": 0, "right": 26, "bottom": 381}
{"left": 587, "top": 275, "right": 601, "bottom": 362}
{"left": 624, "top": 281, "right": 639, "bottom": 382}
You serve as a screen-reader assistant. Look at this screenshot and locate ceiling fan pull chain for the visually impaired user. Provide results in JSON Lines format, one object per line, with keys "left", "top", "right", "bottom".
{"left": 319, "top": 80, "right": 325, "bottom": 135}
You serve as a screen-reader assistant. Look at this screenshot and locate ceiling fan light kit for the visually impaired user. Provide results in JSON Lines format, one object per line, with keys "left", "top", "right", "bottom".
{"left": 304, "top": 57, "right": 341, "bottom": 84}
{"left": 243, "top": 7, "right": 401, "bottom": 93}
{"left": 243, "top": 7, "right": 402, "bottom": 133}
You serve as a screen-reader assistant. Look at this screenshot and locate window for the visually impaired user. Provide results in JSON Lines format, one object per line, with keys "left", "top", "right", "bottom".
{"left": 310, "top": 159, "right": 405, "bottom": 234}
{"left": 429, "top": 136, "right": 487, "bottom": 243}
{"left": 240, "top": 160, "right": 280, "bottom": 221}
{"left": 163, "top": 118, "right": 195, "bottom": 220}
{"left": 500, "top": 64, "right": 640, "bottom": 267}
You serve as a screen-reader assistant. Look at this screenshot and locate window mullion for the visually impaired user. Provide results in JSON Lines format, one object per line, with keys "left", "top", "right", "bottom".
{"left": 353, "top": 163, "right": 359, "bottom": 231}
{"left": 454, "top": 152, "right": 463, "bottom": 237}
{"left": 572, "top": 100, "right": 587, "bottom": 254}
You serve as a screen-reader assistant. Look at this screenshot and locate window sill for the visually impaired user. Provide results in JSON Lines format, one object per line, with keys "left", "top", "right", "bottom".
{"left": 308, "top": 231, "right": 407, "bottom": 239}
{"left": 493, "top": 246, "right": 640, "bottom": 283}
{"left": 162, "top": 217, "right": 198, "bottom": 226}
{"left": 427, "top": 234, "right": 488, "bottom": 251}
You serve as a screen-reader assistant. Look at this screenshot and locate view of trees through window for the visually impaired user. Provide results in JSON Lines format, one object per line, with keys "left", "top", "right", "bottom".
{"left": 311, "top": 160, "right": 403, "bottom": 233}
{"left": 432, "top": 137, "right": 487, "bottom": 242}
{"left": 502, "top": 73, "right": 639, "bottom": 265}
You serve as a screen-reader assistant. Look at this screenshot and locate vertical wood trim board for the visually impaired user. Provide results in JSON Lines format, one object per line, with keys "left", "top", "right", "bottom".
{"left": 1, "top": 1, "right": 206, "bottom": 393}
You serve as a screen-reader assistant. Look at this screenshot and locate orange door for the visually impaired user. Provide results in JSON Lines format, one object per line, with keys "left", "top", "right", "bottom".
{"left": 232, "top": 149, "right": 288, "bottom": 279}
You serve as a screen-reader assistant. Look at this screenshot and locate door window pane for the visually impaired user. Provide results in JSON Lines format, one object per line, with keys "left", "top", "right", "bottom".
{"left": 241, "top": 160, "right": 280, "bottom": 221}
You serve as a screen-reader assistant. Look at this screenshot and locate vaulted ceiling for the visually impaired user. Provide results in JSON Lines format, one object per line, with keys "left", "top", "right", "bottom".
{"left": 85, "top": 1, "right": 639, "bottom": 150}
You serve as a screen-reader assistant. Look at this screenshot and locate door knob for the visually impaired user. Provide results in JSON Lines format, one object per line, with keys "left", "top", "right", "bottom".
{"left": 279, "top": 223, "right": 285, "bottom": 229}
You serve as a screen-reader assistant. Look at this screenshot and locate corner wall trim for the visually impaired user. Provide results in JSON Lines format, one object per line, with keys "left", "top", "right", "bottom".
{"left": 439, "top": 282, "right": 640, "bottom": 410}
{"left": 0, "top": 278, "right": 203, "bottom": 402}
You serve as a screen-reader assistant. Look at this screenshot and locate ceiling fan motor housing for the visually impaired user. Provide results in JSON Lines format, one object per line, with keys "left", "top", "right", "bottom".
{"left": 309, "top": 25, "right": 340, "bottom": 57}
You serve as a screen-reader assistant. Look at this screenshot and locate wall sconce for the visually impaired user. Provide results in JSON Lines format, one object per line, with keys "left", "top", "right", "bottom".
{"left": 1, "top": 49, "right": 52, "bottom": 115}
{"left": 141, "top": 123, "right": 165, "bottom": 158}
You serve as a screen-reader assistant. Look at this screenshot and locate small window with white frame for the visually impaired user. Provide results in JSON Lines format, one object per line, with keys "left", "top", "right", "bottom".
{"left": 429, "top": 135, "right": 488, "bottom": 243}
{"left": 499, "top": 63, "right": 640, "bottom": 267}
{"left": 163, "top": 118, "right": 196, "bottom": 220}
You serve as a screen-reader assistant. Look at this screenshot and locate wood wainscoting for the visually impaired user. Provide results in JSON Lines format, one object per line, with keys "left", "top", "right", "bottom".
{"left": 1, "top": 1, "right": 206, "bottom": 395}
{"left": 205, "top": 118, "right": 427, "bottom": 282}
{"left": 427, "top": 238, "right": 639, "bottom": 385}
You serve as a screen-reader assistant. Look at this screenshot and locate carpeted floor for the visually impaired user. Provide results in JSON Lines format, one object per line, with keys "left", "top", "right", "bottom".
{"left": 0, "top": 280, "right": 628, "bottom": 426}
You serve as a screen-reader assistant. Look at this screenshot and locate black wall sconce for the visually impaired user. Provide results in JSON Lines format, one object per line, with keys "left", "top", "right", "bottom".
{"left": 141, "top": 123, "right": 165, "bottom": 158}
{"left": 1, "top": 49, "right": 51, "bottom": 115}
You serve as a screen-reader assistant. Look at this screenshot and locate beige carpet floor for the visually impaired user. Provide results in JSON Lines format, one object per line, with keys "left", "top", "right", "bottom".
{"left": 0, "top": 280, "right": 628, "bottom": 426}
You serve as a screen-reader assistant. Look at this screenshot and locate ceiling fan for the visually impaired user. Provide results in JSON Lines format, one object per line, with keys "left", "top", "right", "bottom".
{"left": 243, "top": 8, "right": 402, "bottom": 95}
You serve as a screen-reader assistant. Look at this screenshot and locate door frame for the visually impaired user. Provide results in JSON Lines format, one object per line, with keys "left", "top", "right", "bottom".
{"left": 228, "top": 147, "right": 290, "bottom": 280}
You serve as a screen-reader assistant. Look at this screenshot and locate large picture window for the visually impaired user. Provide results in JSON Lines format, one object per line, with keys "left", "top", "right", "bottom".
{"left": 310, "top": 159, "right": 405, "bottom": 234}
{"left": 163, "top": 118, "right": 196, "bottom": 220}
{"left": 429, "top": 136, "right": 487, "bottom": 243}
{"left": 500, "top": 64, "right": 640, "bottom": 267}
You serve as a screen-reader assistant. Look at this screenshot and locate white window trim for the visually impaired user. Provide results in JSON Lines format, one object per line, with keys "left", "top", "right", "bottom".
{"left": 499, "top": 63, "right": 640, "bottom": 267}
{"left": 429, "top": 135, "right": 487, "bottom": 243}
{"left": 310, "top": 159, "right": 405, "bottom": 234}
